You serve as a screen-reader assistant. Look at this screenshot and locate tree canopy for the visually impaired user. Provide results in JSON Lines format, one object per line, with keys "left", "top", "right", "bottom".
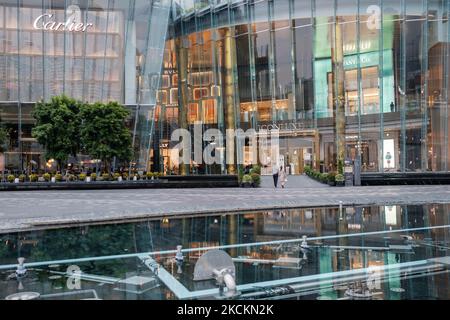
{"left": 31, "top": 96, "right": 133, "bottom": 172}
{"left": 0, "top": 117, "right": 7, "bottom": 153}
{"left": 32, "top": 95, "right": 82, "bottom": 167}
{"left": 79, "top": 101, "right": 133, "bottom": 172}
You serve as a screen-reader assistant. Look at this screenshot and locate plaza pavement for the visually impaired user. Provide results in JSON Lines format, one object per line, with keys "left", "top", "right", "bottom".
{"left": 0, "top": 175, "right": 449, "bottom": 233}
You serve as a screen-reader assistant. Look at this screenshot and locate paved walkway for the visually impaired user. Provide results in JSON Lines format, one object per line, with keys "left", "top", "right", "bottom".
{"left": 0, "top": 183, "right": 449, "bottom": 233}
{"left": 261, "top": 174, "right": 329, "bottom": 188}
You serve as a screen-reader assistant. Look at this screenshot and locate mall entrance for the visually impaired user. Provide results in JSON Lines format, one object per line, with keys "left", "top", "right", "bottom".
{"left": 260, "top": 130, "right": 319, "bottom": 176}
{"left": 279, "top": 139, "right": 314, "bottom": 175}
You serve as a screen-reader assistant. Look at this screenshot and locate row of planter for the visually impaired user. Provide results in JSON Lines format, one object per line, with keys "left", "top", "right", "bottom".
{"left": 2, "top": 172, "right": 163, "bottom": 184}
{"left": 304, "top": 166, "right": 345, "bottom": 187}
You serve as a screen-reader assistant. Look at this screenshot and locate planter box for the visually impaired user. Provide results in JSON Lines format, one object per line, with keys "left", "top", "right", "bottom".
{"left": 241, "top": 182, "right": 253, "bottom": 188}
{"left": 336, "top": 181, "right": 345, "bottom": 187}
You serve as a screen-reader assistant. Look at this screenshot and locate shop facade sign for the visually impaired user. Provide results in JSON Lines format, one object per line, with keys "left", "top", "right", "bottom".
{"left": 33, "top": 5, "right": 93, "bottom": 32}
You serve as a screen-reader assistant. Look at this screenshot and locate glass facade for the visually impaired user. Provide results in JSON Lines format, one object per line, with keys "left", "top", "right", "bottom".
{"left": 0, "top": 0, "right": 171, "bottom": 172}
{"left": 1, "top": 0, "right": 450, "bottom": 177}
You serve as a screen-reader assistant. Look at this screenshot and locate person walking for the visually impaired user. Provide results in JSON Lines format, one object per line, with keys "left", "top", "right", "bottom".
{"left": 279, "top": 166, "right": 287, "bottom": 189}
{"left": 272, "top": 163, "right": 279, "bottom": 188}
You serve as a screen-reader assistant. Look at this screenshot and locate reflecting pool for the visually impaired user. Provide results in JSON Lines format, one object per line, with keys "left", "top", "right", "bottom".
{"left": 1, "top": 204, "right": 449, "bottom": 300}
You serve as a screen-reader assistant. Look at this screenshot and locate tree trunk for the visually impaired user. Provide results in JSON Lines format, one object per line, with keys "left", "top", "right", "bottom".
{"left": 332, "top": 16, "right": 346, "bottom": 173}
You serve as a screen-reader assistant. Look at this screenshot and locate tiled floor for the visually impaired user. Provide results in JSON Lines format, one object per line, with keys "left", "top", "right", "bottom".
{"left": 0, "top": 182, "right": 449, "bottom": 233}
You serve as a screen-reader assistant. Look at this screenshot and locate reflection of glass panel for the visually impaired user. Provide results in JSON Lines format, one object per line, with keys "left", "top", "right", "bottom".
{"left": 202, "top": 99, "right": 216, "bottom": 124}
{"left": 189, "top": 72, "right": 212, "bottom": 86}
{"left": 406, "top": 129, "right": 422, "bottom": 171}
{"left": 193, "top": 88, "right": 208, "bottom": 100}
{"left": 172, "top": 74, "right": 178, "bottom": 86}
{"left": 274, "top": 28, "right": 292, "bottom": 102}
{"left": 360, "top": 136, "right": 379, "bottom": 172}
{"left": 154, "top": 105, "right": 162, "bottom": 122}
{"left": 161, "top": 75, "right": 170, "bottom": 88}
{"left": 165, "top": 106, "right": 178, "bottom": 122}
{"left": 157, "top": 90, "right": 168, "bottom": 104}
{"left": 255, "top": 100, "right": 272, "bottom": 122}
{"left": 240, "top": 102, "right": 256, "bottom": 123}
{"left": 188, "top": 103, "right": 199, "bottom": 124}
{"left": 211, "top": 85, "right": 220, "bottom": 97}
{"left": 294, "top": 24, "right": 313, "bottom": 120}
{"left": 252, "top": 0, "right": 269, "bottom": 32}
{"left": 327, "top": 66, "right": 379, "bottom": 116}
{"left": 169, "top": 88, "right": 178, "bottom": 105}
{"left": 255, "top": 30, "right": 271, "bottom": 103}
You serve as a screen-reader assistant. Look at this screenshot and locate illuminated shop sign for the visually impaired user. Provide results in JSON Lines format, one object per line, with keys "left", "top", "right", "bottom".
{"left": 33, "top": 5, "right": 93, "bottom": 32}
{"left": 257, "top": 121, "right": 308, "bottom": 132}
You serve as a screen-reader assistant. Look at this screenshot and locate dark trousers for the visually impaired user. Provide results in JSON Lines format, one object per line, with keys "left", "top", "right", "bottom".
{"left": 273, "top": 174, "right": 279, "bottom": 188}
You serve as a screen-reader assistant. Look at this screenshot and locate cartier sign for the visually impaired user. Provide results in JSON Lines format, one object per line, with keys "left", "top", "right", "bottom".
{"left": 33, "top": 5, "right": 93, "bottom": 32}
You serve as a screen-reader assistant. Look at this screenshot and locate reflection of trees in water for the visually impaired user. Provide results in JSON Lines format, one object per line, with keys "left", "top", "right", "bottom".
{"left": 0, "top": 225, "right": 137, "bottom": 278}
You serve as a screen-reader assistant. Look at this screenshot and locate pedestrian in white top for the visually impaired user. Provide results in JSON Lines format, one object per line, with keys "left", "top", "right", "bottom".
{"left": 272, "top": 164, "right": 279, "bottom": 188}
{"left": 279, "top": 166, "right": 287, "bottom": 189}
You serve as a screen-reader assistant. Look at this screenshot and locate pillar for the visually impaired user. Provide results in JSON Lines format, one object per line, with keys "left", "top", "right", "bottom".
{"left": 176, "top": 37, "right": 190, "bottom": 176}
{"left": 332, "top": 17, "right": 346, "bottom": 173}
{"left": 222, "top": 28, "right": 237, "bottom": 174}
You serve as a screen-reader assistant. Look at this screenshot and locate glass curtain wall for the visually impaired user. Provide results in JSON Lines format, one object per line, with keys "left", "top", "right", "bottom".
{"left": 1, "top": 0, "right": 450, "bottom": 176}
{"left": 165, "top": 0, "right": 450, "bottom": 176}
{"left": 0, "top": 0, "right": 171, "bottom": 172}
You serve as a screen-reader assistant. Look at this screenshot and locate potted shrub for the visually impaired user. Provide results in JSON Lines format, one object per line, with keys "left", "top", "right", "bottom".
{"left": 146, "top": 172, "right": 154, "bottom": 180}
{"left": 314, "top": 172, "right": 320, "bottom": 181}
{"left": 304, "top": 165, "right": 311, "bottom": 176}
{"left": 320, "top": 173, "right": 329, "bottom": 184}
{"left": 29, "top": 174, "right": 38, "bottom": 182}
{"left": 250, "top": 165, "right": 261, "bottom": 175}
{"left": 19, "top": 174, "right": 26, "bottom": 183}
{"left": 90, "top": 173, "right": 97, "bottom": 182}
{"left": 43, "top": 173, "right": 51, "bottom": 182}
{"left": 79, "top": 173, "right": 87, "bottom": 182}
{"left": 54, "top": 173, "right": 63, "bottom": 182}
{"left": 7, "top": 175, "right": 15, "bottom": 183}
{"left": 335, "top": 174, "right": 345, "bottom": 187}
{"left": 102, "top": 173, "right": 110, "bottom": 181}
{"left": 113, "top": 172, "right": 122, "bottom": 181}
{"left": 241, "top": 174, "right": 253, "bottom": 188}
{"left": 250, "top": 172, "right": 261, "bottom": 188}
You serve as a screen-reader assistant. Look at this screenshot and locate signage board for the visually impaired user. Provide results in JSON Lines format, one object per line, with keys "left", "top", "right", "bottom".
{"left": 33, "top": 5, "right": 93, "bottom": 33}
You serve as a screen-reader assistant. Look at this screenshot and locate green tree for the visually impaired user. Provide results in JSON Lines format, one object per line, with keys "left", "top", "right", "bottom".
{"left": 80, "top": 101, "right": 132, "bottom": 173}
{"left": 31, "top": 95, "right": 82, "bottom": 170}
{"left": 0, "top": 120, "right": 7, "bottom": 153}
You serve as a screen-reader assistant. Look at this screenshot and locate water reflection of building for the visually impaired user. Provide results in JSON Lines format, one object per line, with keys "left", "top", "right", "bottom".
{"left": 0, "top": 204, "right": 449, "bottom": 299}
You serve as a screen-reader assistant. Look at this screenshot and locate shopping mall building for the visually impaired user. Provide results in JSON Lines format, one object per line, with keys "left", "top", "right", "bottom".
{"left": 0, "top": 0, "right": 449, "bottom": 178}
